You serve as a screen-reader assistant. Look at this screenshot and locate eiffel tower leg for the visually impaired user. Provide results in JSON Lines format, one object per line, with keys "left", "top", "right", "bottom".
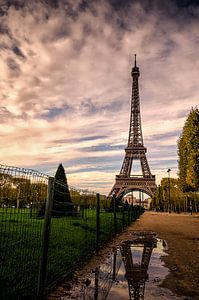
{"left": 140, "top": 154, "right": 151, "bottom": 177}
{"left": 120, "top": 154, "right": 133, "bottom": 176}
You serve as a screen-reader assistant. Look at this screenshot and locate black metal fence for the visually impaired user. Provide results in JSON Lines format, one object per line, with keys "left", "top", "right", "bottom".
{"left": 0, "top": 165, "right": 48, "bottom": 299}
{"left": 0, "top": 164, "right": 143, "bottom": 299}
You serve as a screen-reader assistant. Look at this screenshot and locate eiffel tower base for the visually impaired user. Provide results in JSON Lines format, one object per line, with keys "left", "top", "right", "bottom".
{"left": 109, "top": 175, "right": 156, "bottom": 199}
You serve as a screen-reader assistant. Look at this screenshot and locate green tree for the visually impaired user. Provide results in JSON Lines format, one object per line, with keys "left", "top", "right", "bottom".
{"left": 178, "top": 107, "right": 199, "bottom": 192}
{"left": 53, "top": 163, "right": 72, "bottom": 216}
{"left": 154, "top": 185, "right": 164, "bottom": 211}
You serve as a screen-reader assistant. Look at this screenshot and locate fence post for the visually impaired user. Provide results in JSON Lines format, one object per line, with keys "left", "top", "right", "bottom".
{"left": 96, "top": 193, "right": 100, "bottom": 253}
{"left": 113, "top": 195, "right": 117, "bottom": 237}
{"left": 94, "top": 268, "right": 99, "bottom": 300}
{"left": 37, "top": 177, "right": 54, "bottom": 298}
{"left": 112, "top": 250, "right": 117, "bottom": 281}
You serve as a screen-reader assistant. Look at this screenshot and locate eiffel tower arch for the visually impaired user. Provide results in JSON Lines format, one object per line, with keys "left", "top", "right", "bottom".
{"left": 109, "top": 55, "right": 157, "bottom": 200}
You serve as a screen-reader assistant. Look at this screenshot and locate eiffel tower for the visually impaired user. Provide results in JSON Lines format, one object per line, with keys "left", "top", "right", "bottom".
{"left": 109, "top": 55, "right": 156, "bottom": 199}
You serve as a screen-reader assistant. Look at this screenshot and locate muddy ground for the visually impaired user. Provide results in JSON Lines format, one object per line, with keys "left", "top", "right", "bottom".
{"left": 48, "top": 211, "right": 199, "bottom": 299}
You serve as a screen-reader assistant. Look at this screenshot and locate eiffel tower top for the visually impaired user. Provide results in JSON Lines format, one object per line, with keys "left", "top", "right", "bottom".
{"left": 128, "top": 54, "right": 143, "bottom": 148}
{"left": 131, "top": 54, "right": 140, "bottom": 77}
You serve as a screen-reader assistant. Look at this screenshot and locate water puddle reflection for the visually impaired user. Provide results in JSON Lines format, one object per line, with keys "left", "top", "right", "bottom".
{"left": 64, "top": 231, "right": 184, "bottom": 299}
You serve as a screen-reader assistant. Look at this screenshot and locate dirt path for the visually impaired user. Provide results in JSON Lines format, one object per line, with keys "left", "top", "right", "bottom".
{"left": 131, "top": 212, "right": 199, "bottom": 298}
{"left": 48, "top": 211, "right": 199, "bottom": 299}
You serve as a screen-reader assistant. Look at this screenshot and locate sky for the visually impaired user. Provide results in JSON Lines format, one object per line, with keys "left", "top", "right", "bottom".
{"left": 0, "top": 0, "right": 198, "bottom": 195}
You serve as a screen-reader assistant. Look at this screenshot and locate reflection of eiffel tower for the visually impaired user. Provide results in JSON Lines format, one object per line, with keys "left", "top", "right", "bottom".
{"left": 109, "top": 55, "right": 156, "bottom": 199}
{"left": 121, "top": 234, "right": 157, "bottom": 299}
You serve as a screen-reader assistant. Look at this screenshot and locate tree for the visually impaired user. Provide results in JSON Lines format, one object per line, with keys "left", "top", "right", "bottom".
{"left": 178, "top": 107, "right": 199, "bottom": 192}
{"left": 52, "top": 163, "right": 72, "bottom": 216}
{"left": 154, "top": 185, "right": 164, "bottom": 211}
{"left": 151, "top": 178, "right": 187, "bottom": 212}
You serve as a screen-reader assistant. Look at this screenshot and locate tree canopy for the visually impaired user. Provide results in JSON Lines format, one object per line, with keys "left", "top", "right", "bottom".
{"left": 178, "top": 107, "right": 199, "bottom": 192}
{"left": 54, "top": 163, "right": 71, "bottom": 203}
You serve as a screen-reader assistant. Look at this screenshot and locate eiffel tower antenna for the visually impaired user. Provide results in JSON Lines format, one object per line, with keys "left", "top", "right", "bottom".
{"left": 134, "top": 53, "right": 137, "bottom": 67}
{"left": 109, "top": 56, "right": 156, "bottom": 199}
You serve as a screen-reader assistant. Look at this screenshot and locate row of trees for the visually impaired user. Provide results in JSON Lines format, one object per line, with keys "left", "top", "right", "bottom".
{"left": 151, "top": 178, "right": 199, "bottom": 212}
{"left": 0, "top": 173, "right": 47, "bottom": 208}
{"left": 0, "top": 163, "right": 109, "bottom": 215}
{"left": 151, "top": 107, "right": 199, "bottom": 212}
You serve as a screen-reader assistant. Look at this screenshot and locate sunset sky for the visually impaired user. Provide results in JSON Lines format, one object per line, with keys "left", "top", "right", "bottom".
{"left": 0, "top": 0, "right": 198, "bottom": 194}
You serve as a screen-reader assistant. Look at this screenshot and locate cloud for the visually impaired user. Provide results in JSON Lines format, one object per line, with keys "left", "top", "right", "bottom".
{"left": 0, "top": 0, "right": 198, "bottom": 194}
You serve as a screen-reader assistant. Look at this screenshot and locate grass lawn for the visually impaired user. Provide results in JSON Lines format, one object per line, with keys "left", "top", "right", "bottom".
{"left": 0, "top": 207, "right": 139, "bottom": 299}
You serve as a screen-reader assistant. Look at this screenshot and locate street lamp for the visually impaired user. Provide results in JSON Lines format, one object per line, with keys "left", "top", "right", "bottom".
{"left": 167, "top": 168, "right": 171, "bottom": 213}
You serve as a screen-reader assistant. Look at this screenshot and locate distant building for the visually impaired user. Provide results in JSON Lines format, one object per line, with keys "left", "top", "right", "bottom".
{"left": 123, "top": 193, "right": 152, "bottom": 209}
{"left": 123, "top": 193, "right": 136, "bottom": 205}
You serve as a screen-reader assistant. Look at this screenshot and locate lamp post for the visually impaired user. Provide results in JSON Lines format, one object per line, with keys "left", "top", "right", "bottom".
{"left": 167, "top": 168, "right": 171, "bottom": 213}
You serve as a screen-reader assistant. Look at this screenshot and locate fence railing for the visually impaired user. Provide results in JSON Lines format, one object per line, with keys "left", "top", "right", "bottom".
{"left": 0, "top": 164, "right": 48, "bottom": 299}
{"left": 0, "top": 164, "right": 144, "bottom": 299}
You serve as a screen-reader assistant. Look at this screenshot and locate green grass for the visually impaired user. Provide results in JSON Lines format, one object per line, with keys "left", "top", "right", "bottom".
{"left": 0, "top": 207, "right": 141, "bottom": 299}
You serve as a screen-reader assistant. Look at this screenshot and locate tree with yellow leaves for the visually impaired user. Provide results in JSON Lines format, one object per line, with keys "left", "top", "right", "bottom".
{"left": 178, "top": 107, "right": 199, "bottom": 192}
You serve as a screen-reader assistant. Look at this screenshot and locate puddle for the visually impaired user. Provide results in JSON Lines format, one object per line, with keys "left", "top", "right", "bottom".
{"left": 61, "top": 231, "right": 185, "bottom": 299}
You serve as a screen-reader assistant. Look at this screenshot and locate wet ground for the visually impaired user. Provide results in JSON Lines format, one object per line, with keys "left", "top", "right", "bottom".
{"left": 49, "top": 213, "right": 199, "bottom": 299}
{"left": 106, "top": 233, "right": 182, "bottom": 300}
{"left": 51, "top": 231, "right": 186, "bottom": 299}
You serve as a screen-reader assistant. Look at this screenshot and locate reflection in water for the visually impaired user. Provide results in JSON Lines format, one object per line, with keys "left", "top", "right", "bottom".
{"left": 79, "top": 232, "right": 159, "bottom": 300}
{"left": 121, "top": 232, "right": 157, "bottom": 299}
{"left": 68, "top": 232, "right": 173, "bottom": 299}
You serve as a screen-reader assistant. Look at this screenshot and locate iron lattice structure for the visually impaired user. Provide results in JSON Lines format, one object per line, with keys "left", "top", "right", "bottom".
{"left": 109, "top": 55, "right": 156, "bottom": 199}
